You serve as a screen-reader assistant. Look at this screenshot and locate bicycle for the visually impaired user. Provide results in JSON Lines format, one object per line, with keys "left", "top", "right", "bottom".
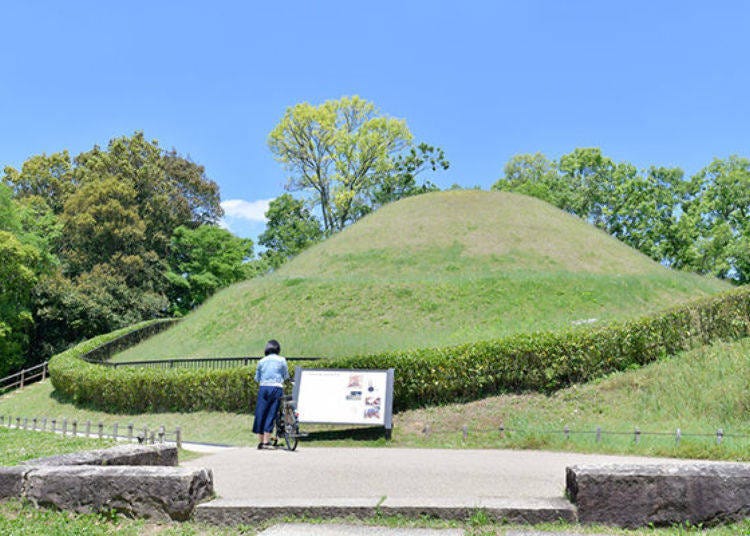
{"left": 271, "top": 393, "right": 303, "bottom": 451}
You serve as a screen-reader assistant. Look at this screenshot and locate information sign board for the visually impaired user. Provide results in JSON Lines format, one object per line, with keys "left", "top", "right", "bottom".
{"left": 292, "top": 368, "right": 394, "bottom": 438}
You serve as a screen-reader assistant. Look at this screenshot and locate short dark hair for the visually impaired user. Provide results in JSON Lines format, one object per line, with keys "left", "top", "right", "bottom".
{"left": 264, "top": 339, "right": 281, "bottom": 356}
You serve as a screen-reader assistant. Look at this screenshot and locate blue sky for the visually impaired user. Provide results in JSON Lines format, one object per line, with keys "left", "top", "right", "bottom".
{"left": 2, "top": 1, "right": 749, "bottom": 242}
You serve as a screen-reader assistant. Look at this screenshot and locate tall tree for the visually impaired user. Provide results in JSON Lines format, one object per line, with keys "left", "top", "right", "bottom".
{"left": 268, "top": 96, "right": 412, "bottom": 233}
{"left": 557, "top": 147, "right": 617, "bottom": 227}
{"left": 74, "top": 132, "right": 223, "bottom": 258}
{"left": 366, "top": 142, "right": 447, "bottom": 211}
{"left": 492, "top": 152, "right": 563, "bottom": 205}
{"left": 257, "top": 194, "right": 323, "bottom": 269}
{"left": 684, "top": 156, "right": 750, "bottom": 282}
{"left": 2, "top": 151, "right": 74, "bottom": 214}
{"left": 601, "top": 165, "right": 684, "bottom": 262}
{"left": 4, "top": 132, "right": 228, "bottom": 360}
{"left": 60, "top": 176, "right": 148, "bottom": 279}
{"left": 0, "top": 231, "right": 41, "bottom": 376}
{"left": 0, "top": 184, "right": 48, "bottom": 375}
{"left": 166, "top": 225, "right": 254, "bottom": 314}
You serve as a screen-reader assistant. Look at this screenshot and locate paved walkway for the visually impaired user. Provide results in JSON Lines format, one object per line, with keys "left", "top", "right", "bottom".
{"left": 183, "top": 446, "right": 705, "bottom": 529}
{"left": 182, "top": 446, "right": 695, "bottom": 503}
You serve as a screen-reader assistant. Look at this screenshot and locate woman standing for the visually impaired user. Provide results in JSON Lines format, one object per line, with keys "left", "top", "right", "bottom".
{"left": 252, "top": 339, "right": 289, "bottom": 449}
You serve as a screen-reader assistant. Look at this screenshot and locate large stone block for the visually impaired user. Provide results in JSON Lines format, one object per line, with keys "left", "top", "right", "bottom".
{"left": 23, "top": 444, "right": 178, "bottom": 467}
{"left": 24, "top": 465, "right": 213, "bottom": 521}
{"left": 567, "top": 462, "right": 750, "bottom": 527}
{"left": 0, "top": 466, "right": 30, "bottom": 499}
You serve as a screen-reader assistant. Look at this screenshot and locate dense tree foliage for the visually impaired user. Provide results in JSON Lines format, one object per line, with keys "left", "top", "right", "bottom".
{"left": 0, "top": 185, "right": 47, "bottom": 376}
{"left": 493, "top": 149, "right": 750, "bottom": 283}
{"left": 166, "top": 225, "right": 255, "bottom": 314}
{"left": 257, "top": 194, "right": 323, "bottom": 269}
{"left": 1, "top": 133, "right": 250, "bottom": 374}
{"left": 3, "top": 151, "right": 75, "bottom": 214}
{"left": 681, "top": 156, "right": 750, "bottom": 283}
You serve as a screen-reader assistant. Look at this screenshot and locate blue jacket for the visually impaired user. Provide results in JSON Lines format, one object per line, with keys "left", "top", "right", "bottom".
{"left": 254, "top": 354, "right": 289, "bottom": 387}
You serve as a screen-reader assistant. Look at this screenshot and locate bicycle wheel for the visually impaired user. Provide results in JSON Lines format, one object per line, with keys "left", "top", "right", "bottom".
{"left": 283, "top": 405, "right": 299, "bottom": 451}
{"left": 272, "top": 406, "right": 285, "bottom": 447}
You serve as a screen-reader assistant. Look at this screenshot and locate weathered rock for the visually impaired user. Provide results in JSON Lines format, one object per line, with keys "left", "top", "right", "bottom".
{"left": 24, "top": 465, "right": 213, "bottom": 521}
{"left": 23, "top": 444, "right": 178, "bottom": 467}
{"left": 567, "top": 462, "right": 750, "bottom": 527}
{"left": 0, "top": 466, "right": 30, "bottom": 499}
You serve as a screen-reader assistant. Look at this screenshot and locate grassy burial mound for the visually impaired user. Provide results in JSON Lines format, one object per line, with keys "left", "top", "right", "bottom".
{"left": 115, "top": 190, "right": 728, "bottom": 362}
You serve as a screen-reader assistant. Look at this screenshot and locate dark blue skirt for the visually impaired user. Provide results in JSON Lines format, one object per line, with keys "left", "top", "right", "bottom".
{"left": 252, "top": 386, "right": 283, "bottom": 434}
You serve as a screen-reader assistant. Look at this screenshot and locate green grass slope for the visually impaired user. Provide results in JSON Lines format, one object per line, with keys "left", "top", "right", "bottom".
{"left": 116, "top": 190, "right": 728, "bottom": 361}
{"left": 397, "top": 336, "right": 750, "bottom": 460}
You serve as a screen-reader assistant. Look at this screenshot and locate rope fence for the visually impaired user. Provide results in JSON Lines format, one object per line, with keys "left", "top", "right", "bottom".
{"left": 1, "top": 414, "right": 182, "bottom": 449}
{"left": 6, "top": 412, "right": 749, "bottom": 452}
{"left": 418, "top": 423, "right": 750, "bottom": 446}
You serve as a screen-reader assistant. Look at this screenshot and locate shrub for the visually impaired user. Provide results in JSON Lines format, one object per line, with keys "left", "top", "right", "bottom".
{"left": 49, "top": 288, "right": 750, "bottom": 413}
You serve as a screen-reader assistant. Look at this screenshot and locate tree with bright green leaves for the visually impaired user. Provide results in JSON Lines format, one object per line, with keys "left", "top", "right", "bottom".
{"left": 493, "top": 152, "right": 562, "bottom": 206}
{"left": 0, "top": 184, "right": 48, "bottom": 375}
{"left": 492, "top": 149, "right": 686, "bottom": 266}
{"left": 268, "top": 96, "right": 414, "bottom": 233}
{"left": 556, "top": 147, "right": 618, "bottom": 227}
{"left": 166, "top": 225, "right": 255, "bottom": 314}
{"left": 492, "top": 148, "right": 621, "bottom": 224}
{"left": 0, "top": 231, "right": 41, "bottom": 376}
{"left": 365, "top": 142, "right": 447, "bottom": 212}
{"left": 602, "top": 165, "right": 685, "bottom": 263}
{"left": 492, "top": 149, "right": 750, "bottom": 283}
{"left": 681, "top": 156, "right": 750, "bottom": 282}
{"left": 258, "top": 194, "right": 323, "bottom": 269}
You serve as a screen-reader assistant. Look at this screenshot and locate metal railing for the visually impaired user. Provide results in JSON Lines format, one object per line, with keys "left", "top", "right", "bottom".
{"left": 0, "top": 362, "right": 48, "bottom": 393}
{"left": 101, "top": 356, "right": 325, "bottom": 369}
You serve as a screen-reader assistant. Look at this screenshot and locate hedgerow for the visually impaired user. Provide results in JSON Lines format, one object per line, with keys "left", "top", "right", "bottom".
{"left": 49, "top": 288, "right": 750, "bottom": 413}
{"left": 49, "top": 321, "right": 256, "bottom": 412}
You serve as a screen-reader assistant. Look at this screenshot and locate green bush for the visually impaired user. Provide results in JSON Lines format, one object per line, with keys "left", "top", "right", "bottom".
{"left": 49, "top": 288, "right": 750, "bottom": 413}
{"left": 49, "top": 320, "right": 257, "bottom": 413}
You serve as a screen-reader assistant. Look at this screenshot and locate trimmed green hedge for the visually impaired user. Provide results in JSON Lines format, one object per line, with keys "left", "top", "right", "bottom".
{"left": 49, "top": 320, "right": 256, "bottom": 413}
{"left": 49, "top": 288, "right": 750, "bottom": 413}
{"left": 81, "top": 318, "right": 180, "bottom": 363}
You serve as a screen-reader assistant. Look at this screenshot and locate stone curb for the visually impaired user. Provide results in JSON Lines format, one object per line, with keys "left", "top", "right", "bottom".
{"left": 23, "top": 444, "right": 178, "bottom": 467}
{"left": 193, "top": 497, "right": 576, "bottom": 525}
{"left": 567, "top": 462, "right": 750, "bottom": 528}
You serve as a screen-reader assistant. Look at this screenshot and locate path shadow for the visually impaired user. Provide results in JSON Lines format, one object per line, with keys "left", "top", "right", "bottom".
{"left": 302, "top": 426, "right": 385, "bottom": 442}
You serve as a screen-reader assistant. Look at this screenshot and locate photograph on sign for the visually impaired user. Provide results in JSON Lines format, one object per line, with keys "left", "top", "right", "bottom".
{"left": 296, "top": 369, "right": 388, "bottom": 425}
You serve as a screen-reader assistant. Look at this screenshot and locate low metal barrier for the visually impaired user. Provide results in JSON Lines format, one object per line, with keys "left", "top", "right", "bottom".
{"left": 102, "top": 356, "right": 325, "bottom": 369}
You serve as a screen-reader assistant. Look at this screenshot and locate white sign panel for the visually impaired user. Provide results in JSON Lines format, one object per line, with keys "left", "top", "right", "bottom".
{"left": 295, "top": 369, "right": 391, "bottom": 426}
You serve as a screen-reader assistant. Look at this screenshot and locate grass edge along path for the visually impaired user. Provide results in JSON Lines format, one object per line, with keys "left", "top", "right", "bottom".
{"left": 2, "top": 498, "right": 750, "bottom": 535}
